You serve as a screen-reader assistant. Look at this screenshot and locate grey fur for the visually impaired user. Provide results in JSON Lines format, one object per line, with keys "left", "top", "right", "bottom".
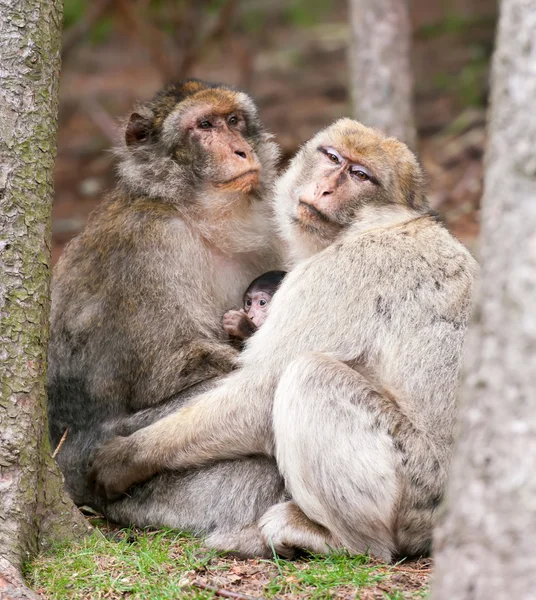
{"left": 88, "top": 119, "right": 478, "bottom": 560}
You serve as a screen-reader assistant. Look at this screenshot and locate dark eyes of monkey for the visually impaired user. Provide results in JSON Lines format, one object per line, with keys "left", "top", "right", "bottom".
{"left": 245, "top": 297, "right": 268, "bottom": 307}
{"left": 321, "top": 147, "right": 372, "bottom": 182}
{"left": 198, "top": 114, "right": 240, "bottom": 130}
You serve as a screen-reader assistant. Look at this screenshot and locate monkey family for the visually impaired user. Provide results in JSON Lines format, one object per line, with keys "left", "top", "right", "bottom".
{"left": 48, "top": 79, "right": 477, "bottom": 560}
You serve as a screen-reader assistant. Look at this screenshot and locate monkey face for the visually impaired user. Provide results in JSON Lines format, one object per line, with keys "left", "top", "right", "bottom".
{"left": 275, "top": 119, "right": 425, "bottom": 259}
{"left": 244, "top": 289, "right": 272, "bottom": 327}
{"left": 118, "top": 81, "right": 279, "bottom": 207}
{"left": 164, "top": 92, "right": 263, "bottom": 194}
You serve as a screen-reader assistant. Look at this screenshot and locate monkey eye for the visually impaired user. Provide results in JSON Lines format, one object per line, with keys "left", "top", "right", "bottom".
{"left": 259, "top": 299, "right": 267, "bottom": 307}
{"left": 322, "top": 147, "right": 342, "bottom": 164}
{"left": 245, "top": 299, "right": 252, "bottom": 307}
{"left": 327, "top": 152, "right": 339, "bottom": 164}
{"left": 228, "top": 115, "right": 238, "bottom": 126}
{"left": 198, "top": 120, "right": 213, "bottom": 129}
{"left": 350, "top": 166, "right": 371, "bottom": 181}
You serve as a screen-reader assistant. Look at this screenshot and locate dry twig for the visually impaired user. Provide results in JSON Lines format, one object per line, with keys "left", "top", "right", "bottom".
{"left": 52, "top": 428, "right": 68, "bottom": 459}
{"left": 83, "top": 99, "right": 120, "bottom": 145}
{"left": 192, "top": 580, "right": 264, "bottom": 600}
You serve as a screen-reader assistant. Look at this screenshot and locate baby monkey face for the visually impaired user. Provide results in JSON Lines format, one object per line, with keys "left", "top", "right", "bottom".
{"left": 244, "top": 290, "right": 273, "bottom": 327}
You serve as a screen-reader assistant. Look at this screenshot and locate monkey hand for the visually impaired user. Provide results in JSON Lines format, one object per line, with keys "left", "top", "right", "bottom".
{"left": 88, "top": 435, "right": 157, "bottom": 500}
{"left": 223, "top": 309, "right": 257, "bottom": 340}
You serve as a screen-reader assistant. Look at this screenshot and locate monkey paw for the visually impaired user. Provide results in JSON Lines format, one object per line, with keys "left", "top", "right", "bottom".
{"left": 259, "top": 501, "right": 334, "bottom": 559}
{"left": 88, "top": 435, "right": 156, "bottom": 500}
{"left": 223, "top": 310, "right": 255, "bottom": 340}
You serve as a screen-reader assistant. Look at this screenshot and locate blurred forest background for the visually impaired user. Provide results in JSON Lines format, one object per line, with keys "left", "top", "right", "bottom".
{"left": 53, "top": 0, "right": 497, "bottom": 264}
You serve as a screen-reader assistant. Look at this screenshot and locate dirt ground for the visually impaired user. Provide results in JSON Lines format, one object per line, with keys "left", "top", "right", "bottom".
{"left": 183, "top": 553, "right": 433, "bottom": 599}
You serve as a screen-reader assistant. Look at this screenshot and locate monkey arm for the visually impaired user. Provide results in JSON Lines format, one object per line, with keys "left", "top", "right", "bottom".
{"left": 223, "top": 309, "right": 258, "bottom": 340}
{"left": 88, "top": 367, "right": 275, "bottom": 499}
{"left": 131, "top": 339, "right": 239, "bottom": 410}
{"left": 89, "top": 256, "right": 345, "bottom": 499}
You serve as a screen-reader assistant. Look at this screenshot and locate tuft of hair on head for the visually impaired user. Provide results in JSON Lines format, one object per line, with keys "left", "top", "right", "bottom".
{"left": 245, "top": 271, "right": 287, "bottom": 301}
{"left": 325, "top": 118, "right": 428, "bottom": 213}
{"left": 124, "top": 79, "right": 234, "bottom": 148}
{"left": 381, "top": 137, "right": 427, "bottom": 212}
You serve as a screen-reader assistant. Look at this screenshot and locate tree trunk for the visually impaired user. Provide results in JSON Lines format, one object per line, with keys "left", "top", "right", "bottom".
{"left": 0, "top": 1, "right": 90, "bottom": 597}
{"left": 432, "top": 1, "right": 536, "bottom": 598}
{"left": 347, "top": 0, "right": 416, "bottom": 148}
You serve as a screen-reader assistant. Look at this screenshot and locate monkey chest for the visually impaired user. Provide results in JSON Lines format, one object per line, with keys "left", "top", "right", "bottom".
{"left": 211, "top": 252, "right": 262, "bottom": 309}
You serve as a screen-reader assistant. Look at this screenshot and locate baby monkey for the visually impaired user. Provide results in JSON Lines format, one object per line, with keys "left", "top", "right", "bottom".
{"left": 224, "top": 271, "right": 287, "bottom": 342}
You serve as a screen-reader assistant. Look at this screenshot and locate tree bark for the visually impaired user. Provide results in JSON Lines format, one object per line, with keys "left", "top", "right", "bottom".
{"left": 0, "top": 1, "right": 90, "bottom": 597}
{"left": 432, "top": 1, "right": 536, "bottom": 598}
{"left": 347, "top": 0, "right": 416, "bottom": 148}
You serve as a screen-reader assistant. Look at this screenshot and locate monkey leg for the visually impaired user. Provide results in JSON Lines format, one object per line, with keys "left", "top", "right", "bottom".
{"left": 131, "top": 341, "right": 239, "bottom": 410}
{"left": 56, "top": 386, "right": 285, "bottom": 559}
{"left": 268, "top": 352, "right": 401, "bottom": 561}
{"left": 101, "top": 456, "right": 286, "bottom": 559}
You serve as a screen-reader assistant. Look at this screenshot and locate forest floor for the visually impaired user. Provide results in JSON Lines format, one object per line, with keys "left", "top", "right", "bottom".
{"left": 39, "top": 1, "right": 497, "bottom": 598}
{"left": 27, "top": 522, "right": 431, "bottom": 599}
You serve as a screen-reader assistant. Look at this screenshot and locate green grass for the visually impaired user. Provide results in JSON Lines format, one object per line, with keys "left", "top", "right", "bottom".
{"left": 25, "top": 528, "right": 429, "bottom": 599}
{"left": 266, "top": 549, "right": 384, "bottom": 598}
{"left": 26, "top": 529, "right": 210, "bottom": 599}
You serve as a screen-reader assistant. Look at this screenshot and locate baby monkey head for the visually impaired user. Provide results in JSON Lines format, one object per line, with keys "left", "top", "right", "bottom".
{"left": 244, "top": 270, "right": 287, "bottom": 328}
{"left": 117, "top": 79, "right": 279, "bottom": 204}
{"left": 275, "top": 119, "right": 428, "bottom": 261}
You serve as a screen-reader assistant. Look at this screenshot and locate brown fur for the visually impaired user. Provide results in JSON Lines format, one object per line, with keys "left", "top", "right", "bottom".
{"left": 48, "top": 81, "right": 286, "bottom": 540}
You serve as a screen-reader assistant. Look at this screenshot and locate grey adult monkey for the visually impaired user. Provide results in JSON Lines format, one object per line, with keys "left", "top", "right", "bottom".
{"left": 89, "top": 119, "right": 478, "bottom": 561}
{"left": 48, "top": 80, "right": 287, "bottom": 557}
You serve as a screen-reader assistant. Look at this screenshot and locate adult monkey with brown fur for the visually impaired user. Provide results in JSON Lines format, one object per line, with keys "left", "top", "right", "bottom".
{"left": 90, "top": 119, "right": 478, "bottom": 561}
{"left": 48, "top": 80, "right": 287, "bottom": 556}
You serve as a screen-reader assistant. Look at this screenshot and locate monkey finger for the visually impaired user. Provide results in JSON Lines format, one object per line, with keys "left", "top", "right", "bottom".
{"left": 223, "top": 309, "right": 242, "bottom": 320}
{"left": 87, "top": 436, "right": 152, "bottom": 500}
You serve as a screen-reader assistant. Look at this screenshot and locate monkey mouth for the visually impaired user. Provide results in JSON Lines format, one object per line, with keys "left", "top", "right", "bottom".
{"left": 298, "top": 200, "right": 331, "bottom": 223}
{"left": 294, "top": 200, "right": 344, "bottom": 237}
{"left": 216, "top": 170, "right": 260, "bottom": 189}
{"left": 297, "top": 200, "right": 341, "bottom": 228}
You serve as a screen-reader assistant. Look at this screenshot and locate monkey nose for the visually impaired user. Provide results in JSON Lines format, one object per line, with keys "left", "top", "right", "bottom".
{"left": 232, "top": 146, "right": 261, "bottom": 171}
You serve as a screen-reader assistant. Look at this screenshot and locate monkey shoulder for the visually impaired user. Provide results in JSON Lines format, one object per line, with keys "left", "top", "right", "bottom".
{"left": 343, "top": 218, "right": 476, "bottom": 282}
{"left": 363, "top": 220, "right": 477, "bottom": 324}
{"left": 50, "top": 197, "right": 210, "bottom": 339}
{"left": 297, "top": 218, "right": 477, "bottom": 323}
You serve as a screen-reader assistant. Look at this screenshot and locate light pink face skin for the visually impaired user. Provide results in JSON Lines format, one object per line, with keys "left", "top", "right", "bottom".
{"left": 244, "top": 290, "right": 272, "bottom": 327}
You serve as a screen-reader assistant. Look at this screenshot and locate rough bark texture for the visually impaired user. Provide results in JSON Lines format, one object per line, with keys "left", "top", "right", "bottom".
{"left": 0, "top": 0, "right": 89, "bottom": 597}
{"left": 432, "top": 1, "right": 536, "bottom": 598}
{"left": 348, "top": 0, "right": 416, "bottom": 148}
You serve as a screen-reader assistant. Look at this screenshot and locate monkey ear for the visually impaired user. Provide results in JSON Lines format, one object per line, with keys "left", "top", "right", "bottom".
{"left": 125, "top": 112, "right": 151, "bottom": 147}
